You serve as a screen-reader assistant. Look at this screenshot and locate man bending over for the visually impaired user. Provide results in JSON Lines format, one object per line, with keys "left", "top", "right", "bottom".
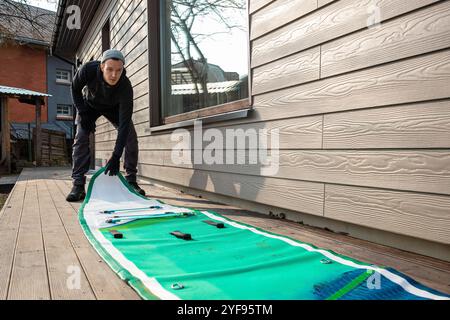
{"left": 66, "top": 49, "right": 146, "bottom": 201}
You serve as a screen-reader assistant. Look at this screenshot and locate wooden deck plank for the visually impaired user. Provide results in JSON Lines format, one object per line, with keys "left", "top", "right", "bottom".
{"left": 8, "top": 179, "right": 50, "bottom": 300}
{"left": 36, "top": 179, "right": 96, "bottom": 300}
{"left": 50, "top": 178, "right": 140, "bottom": 300}
{"left": 0, "top": 177, "right": 27, "bottom": 299}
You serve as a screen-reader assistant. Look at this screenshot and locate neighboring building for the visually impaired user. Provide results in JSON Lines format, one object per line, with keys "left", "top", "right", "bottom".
{"left": 0, "top": 0, "right": 74, "bottom": 163}
{"left": 47, "top": 56, "right": 75, "bottom": 137}
{"left": 171, "top": 59, "right": 247, "bottom": 113}
{"left": 52, "top": 0, "right": 450, "bottom": 261}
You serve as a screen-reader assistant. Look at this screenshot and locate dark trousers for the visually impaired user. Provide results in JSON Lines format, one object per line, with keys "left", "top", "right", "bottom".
{"left": 71, "top": 108, "right": 138, "bottom": 186}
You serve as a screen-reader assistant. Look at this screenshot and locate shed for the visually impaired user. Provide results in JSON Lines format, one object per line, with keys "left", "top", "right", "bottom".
{"left": 0, "top": 85, "right": 51, "bottom": 172}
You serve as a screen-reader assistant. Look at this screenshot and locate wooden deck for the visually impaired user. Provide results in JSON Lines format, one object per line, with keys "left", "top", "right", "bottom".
{"left": 0, "top": 167, "right": 449, "bottom": 300}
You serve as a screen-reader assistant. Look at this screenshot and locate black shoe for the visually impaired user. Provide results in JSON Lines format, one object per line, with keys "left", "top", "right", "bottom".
{"left": 128, "top": 181, "right": 146, "bottom": 196}
{"left": 66, "top": 184, "right": 86, "bottom": 202}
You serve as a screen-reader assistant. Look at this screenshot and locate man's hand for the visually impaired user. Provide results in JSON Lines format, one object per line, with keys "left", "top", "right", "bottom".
{"left": 104, "top": 154, "right": 120, "bottom": 176}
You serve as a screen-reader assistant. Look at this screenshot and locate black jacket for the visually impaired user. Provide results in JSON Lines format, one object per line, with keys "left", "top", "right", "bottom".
{"left": 71, "top": 60, "right": 133, "bottom": 158}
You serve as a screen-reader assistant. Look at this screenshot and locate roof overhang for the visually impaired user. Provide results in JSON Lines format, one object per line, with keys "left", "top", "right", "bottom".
{"left": 51, "top": 0, "right": 102, "bottom": 61}
{"left": 0, "top": 85, "right": 51, "bottom": 105}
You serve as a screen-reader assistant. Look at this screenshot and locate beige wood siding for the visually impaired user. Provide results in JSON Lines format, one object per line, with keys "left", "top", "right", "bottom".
{"left": 77, "top": 0, "right": 149, "bottom": 135}
{"left": 91, "top": 0, "right": 450, "bottom": 254}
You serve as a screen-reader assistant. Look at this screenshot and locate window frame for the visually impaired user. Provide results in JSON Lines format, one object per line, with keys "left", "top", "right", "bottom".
{"left": 55, "top": 69, "right": 71, "bottom": 84}
{"left": 147, "top": 0, "right": 252, "bottom": 131}
{"left": 56, "top": 104, "right": 73, "bottom": 120}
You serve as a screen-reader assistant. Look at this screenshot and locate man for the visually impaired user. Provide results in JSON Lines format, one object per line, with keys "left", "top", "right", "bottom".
{"left": 66, "top": 49, "right": 146, "bottom": 202}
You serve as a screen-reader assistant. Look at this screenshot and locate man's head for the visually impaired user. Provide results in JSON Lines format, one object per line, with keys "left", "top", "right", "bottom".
{"left": 100, "top": 49, "right": 125, "bottom": 86}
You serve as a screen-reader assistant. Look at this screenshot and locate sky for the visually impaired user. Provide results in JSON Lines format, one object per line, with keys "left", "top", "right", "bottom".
{"left": 171, "top": 2, "right": 249, "bottom": 77}
{"left": 16, "top": 0, "right": 57, "bottom": 12}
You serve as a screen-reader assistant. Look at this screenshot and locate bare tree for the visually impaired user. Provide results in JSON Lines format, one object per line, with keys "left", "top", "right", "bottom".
{"left": 0, "top": 0, "right": 56, "bottom": 45}
{"left": 168, "top": 0, "right": 246, "bottom": 108}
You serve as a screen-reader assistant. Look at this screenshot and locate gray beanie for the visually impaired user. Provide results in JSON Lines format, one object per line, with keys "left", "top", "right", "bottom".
{"left": 101, "top": 49, "right": 125, "bottom": 64}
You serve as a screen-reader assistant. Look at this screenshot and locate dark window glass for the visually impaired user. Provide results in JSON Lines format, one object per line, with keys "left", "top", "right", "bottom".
{"left": 102, "top": 19, "right": 110, "bottom": 52}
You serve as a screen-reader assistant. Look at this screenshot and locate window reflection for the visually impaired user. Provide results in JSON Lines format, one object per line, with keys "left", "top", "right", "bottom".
{"left": 161, "top": 0, "right": 249, "bottom": 117}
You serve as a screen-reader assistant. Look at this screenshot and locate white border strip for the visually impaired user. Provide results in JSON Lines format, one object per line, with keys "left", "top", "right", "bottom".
{"left": 201, "top": 211, "right": 450, "bottom": 300}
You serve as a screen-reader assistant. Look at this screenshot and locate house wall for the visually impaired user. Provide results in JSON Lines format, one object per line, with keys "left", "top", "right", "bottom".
{"left": 47, "top": 55, "right": 75, "bottom": 137}
{"left": 83, "top": 0, "right": 450, "bottom": 260}
{"left": 47, "top": 56, "right": 74, "bottom": 121}
{"left": 75, "top": 0, "right": 149, "bottom": 120}
{"left": 0, "top": 43, "right": 48, "bottom": 122}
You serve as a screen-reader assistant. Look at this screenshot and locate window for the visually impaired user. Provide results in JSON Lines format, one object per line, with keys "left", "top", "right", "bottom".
{"left": 56, "top": 104, "right": 73, "bottom": 119}
{"left": 56, "top": 69, "right": 71, "bottom": 84}
{"left": 102, "top": 19, "right": 110, "bottom": 52}
{"left": 154, "top": 0, "right": 250, "bottom": 126}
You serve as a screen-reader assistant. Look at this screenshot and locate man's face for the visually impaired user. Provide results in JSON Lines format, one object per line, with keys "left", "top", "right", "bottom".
{"left": 100, "top": 59, "right": 124, "bottom": 86}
